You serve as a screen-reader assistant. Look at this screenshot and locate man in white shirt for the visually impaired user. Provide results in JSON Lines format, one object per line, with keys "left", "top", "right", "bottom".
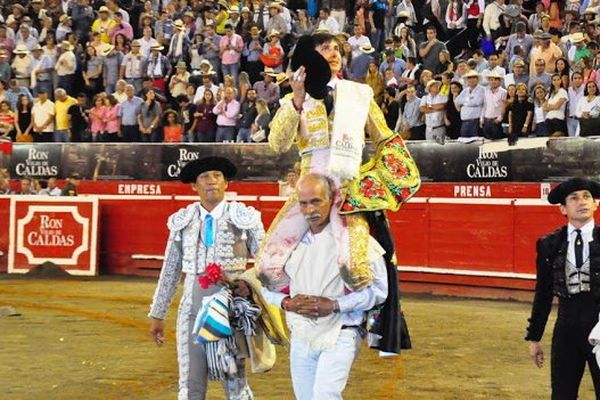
{"left": 137, "top": 27, "right": 159, "bottom": 58}
{"left": 263, "top": 173, "right": 388, "bottom": 400}
{"left": 480, "top": 71, "right": 507, "bottom": 139}
{"left": 455, "top": 70, "right": 485, "bottom": 138}
{"left": 420, "top": 80, "right": 447, "bottom": 143}
{"left": 348, "top": 24, "right": 371, "bottom": 59}
{"left": 567, "top": 71, "right": 584, "bottom": 137}
{"left": 56, "top": 41, "right": 77, "bottom": 95}
{"left": 317, "top": 8, "right": 341, "bottom": 34}
{"left": 480, "top": 52, "right": 506, "bottom": 87}
{"left": 39, "top": 177, "right": 63, "bottom": 196}
{"left": 482, "top": 0, "right": 505, "bottom": 40}
{"left": 31, "top": 90, "right": 55, "bottom": 142}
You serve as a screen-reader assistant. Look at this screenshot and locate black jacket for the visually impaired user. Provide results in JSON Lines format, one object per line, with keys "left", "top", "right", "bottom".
{"left": 525, "top": 225, "right": 600, "bottom": 341}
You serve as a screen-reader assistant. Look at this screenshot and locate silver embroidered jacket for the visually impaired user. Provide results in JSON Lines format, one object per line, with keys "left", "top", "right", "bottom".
{"left": 149, "top": 201, "right": 265, "bottom": 320}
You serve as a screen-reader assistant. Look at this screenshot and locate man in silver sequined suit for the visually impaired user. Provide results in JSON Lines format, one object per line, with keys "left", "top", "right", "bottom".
{"left": 149, "top": 157, "right": 265, "bottom": 400}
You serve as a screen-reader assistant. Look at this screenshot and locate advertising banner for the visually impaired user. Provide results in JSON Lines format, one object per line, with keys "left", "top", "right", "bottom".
{"left": 8, "top": 197, "right": 100, "bottom": 276}
{"left": 1, "top": 138, "right": 599, "bottom": 183}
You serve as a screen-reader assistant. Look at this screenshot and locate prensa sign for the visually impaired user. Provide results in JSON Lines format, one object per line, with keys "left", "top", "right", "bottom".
{"left": 8, "top": 197, "right": 100, "bottom": 275}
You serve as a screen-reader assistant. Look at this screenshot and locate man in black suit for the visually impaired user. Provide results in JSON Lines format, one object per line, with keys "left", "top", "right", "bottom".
{"left": 526, "top": 177, "right": 600, "bottom": 400}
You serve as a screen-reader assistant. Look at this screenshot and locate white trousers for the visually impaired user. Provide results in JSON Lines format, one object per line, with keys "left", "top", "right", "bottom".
{"left": 290, "top": 328, "right": 362, "bottom": 400}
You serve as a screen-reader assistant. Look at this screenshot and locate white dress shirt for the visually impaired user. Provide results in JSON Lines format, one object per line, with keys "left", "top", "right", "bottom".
{"left": 567, "top": 219, "right": 595, "bottom": 268}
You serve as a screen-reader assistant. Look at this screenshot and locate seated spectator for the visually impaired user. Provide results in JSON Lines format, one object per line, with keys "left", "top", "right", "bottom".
{"left": 190, "top": 89, "right": 217, "bottom": 142}
{"left": 13, "top": 177, "right": 37, "bottom": 195}
{"left": 39, "top": 177, "right": 62, "bottom": 196}
{"left": 61, "top": 173, "right": 80, "bottom": 196}
{"left": 278, "top": 169, "right": 299, "bottom": 196}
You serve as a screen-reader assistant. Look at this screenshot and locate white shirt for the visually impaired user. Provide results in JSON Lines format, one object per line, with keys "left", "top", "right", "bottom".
{"left": 534, "top": 102, "right": 546, "bottom": 123}
{"left": 546, "top": 88, "right": 568, "bottom": 120}
{"left": 138, "top": 36, "right": 159, "bottom": 58}
{"left": 567, "top": 220, "right": 594, "bottom": 268}
{"left": 576, "top": 95, "right": 600, "bottom": 118}
{"left": 193, "top": 84, "right": 219, "bottom": 105}
{"left": 568, "top": 86, "right": 585, "bottom": 118}
{"left": 482, "top": 1, "right": 504, "bottom": 36}
{"left": 348, "top": 35, "right": 371, "bottom": 59}
{"left": 317, "top": 17, "right": 340, "bottom": 34}
{"left": 199, "top": 201, "right": 226, "bottom": 243}
{"left": 421, "top": 93, "right": 447, "bottom": 127}
{"left": 262, "top": 225, "right": 388, "bottom": 329}
{"left": 32, "top": 99, "right": 55, "bottom": 132}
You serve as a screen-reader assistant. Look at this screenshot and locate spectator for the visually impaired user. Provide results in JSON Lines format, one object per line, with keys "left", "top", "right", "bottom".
{"left": 30, "top": 44, "right": 54, "bottom": 98}
{"left": 39, "top": 177, "right": 62, "bottom": 196}
{"left": 199, "top": 22, "right": 222, "bottom": 79}
{"left": 0, "top": 101, "right": 15, "bottom": 141}
{"left": 113, "top": 80, "right": 128, "bottom": 103}
{"left": 167, "top": 20, "right": 191, "bottom": 65}
{"left": 15, "top": 94, "right": 33, "bottom": 142}
{"left": 397, "top": 84, "right": 424, "bottom": 139}
{"left": 213, "top": 86, "right": 240, "bottom": 142}
{"left": 56, "top": 41, "right": 77, "bottom": 95}
{"left": 482, "top": 0, "right": 505, "bottom": 41}
{"left": 237, "top": 87, "right": 258, "bottom": 142}
{"left": 420, "top": 80, "right": 447, "bottom": 143}
{"left": 317, "top": 8, "right": 340, "bottom": 35}
{"left": 369, "top": 0, "right": 387, "bottom": 50}
{"left": 349, "top": 43, "right": 375, "bottom": 83}
{"left": 445, "top": 81, "right": 463, "bottom": 140}
{"left": 61, "top": 173, "right": 80, "bottom": 196}
{"left": 54, "top": 88, "right": 78, "bottom": 142}
{"left": 266, "top": 2, "right": 288, "bottom": 35}
{"left": 347, "top": 24, "right": 371, "bottom": 60}
{"left": 530, "top": 32, "right": 563, "bottom": 76}
{"left": 83, "top": 44, "right": 104, "bottom": 97}
{"left": 555, "top": 58, "right": 571, "bottom": 89}
{"left": 56, "top": 15, "right": 73, "bottom": 43}
{"left": 507, "top": 82, "right": 533, "bottom": 145}
{"left": 242, "top": 26, "right": 264, "bottom": 84}
{"left": 163, "top": 110, "right": 184, "bottom": 142}
{"left": 144, "top": 43, "right": 171, "bottom": 94}
{"left": 169, "top": 61, "right": 191, "bottom": 99}
{"left": 381, "top": 87, "right": 399, "bottom": 130}
{"left": 191, "top": 89, "right": 217, "bottom": 142}
{"left": 253, "top": 67, "right": 280, "bottom": 109}
{"left": 138, "top": 27, "right": 159, "bottom": 58}
{"left": 506, "top": 22, "right": 535, "bottom": 63}
{"left": 137, "top": 89, "right": 162, "bottom": 142}
{"left": 104, "top": 95, "right": 121, "bottom": 142}
{"left": 577, "top": 81, "right": 600, "bottom": 137}
{"left": 219, "top": 23, "right": 244, "bottom": 84}
{"left": 480, "top": 52, "right": 506, "bottom": 87}
{"left": 567, "top": 71, "right": 585, "bottom": 137}
{"left": 251, "top": 98, "right": 270, "bottom": 142}
{"left": 121, "top": 40, "right": 146, "bottom": 93}
{"left": 531, "top": 85, "right": 548, "bottom": 137}
{"left": 175, "top": 95, "right": 195, "bottom": 142}
{"left": 193, "top": 73, "right": 219, "bottom": 104}
{"left": 109, "top": 12, "right": 134, "bottom": 43}
{"left": 379, "top": 49, "right": 405, "bottom": 81}
{"left": 11, "top": 45, "right": 32, "bottom": 89}
{"left": 68, "top": 93, "right": 90, "bottom": 142}
{"left": 92, "top": 6, "right": 116, "bottom": 44}
{"left": 418, "top": 26, "right": 446, "bottom": 74}
{"left": 528, "top": 59, "right": 552, "bottom": 93}
{"left": 70, "top": 0, "right": 95, "bottom": 41}
{"left": 366, "top": 60, "right": 384, "bottom": 105}
{"left": 446, "top": 0, "right": 467, "bottom": 38}
{"left": 504, "top": 59, "right": 530, "bottom": 87}
{"left": 89, "top": 95, "right": 106, "bottom": 142}
{"left": 6, "top": 79, "right": 33, "bottom": 111}
{"left": 16, "top": 25, "right": 37, "bottom": 52}
{"left": 31, "top": 89, "right": 55, "bottom": 142}
{"left": 119, "top": 84, "right": 144, "bottom": 142}
{"left": 13, "top": 177, "right": 36, "bottom": 195}
{"left": 544, "top": 73, "right": 568, "bottom": 136}
{"left": 261, "top": 30, "right": 284, "bottom": 73}
{"left": 102, "top": 45, "right": 123, "bottom": 95}
{"left": 481, "top": 72, "right": 507, "bottom": 140}
{"left": 455, "top": 70, "right": 484, "bottom": 138}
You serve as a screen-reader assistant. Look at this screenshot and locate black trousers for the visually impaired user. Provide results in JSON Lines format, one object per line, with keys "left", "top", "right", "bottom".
{"left": 121, "top": 125, "right": 140, "bottom": 142}
{"left": 551, "top": 293, "right": 600, "bottom": 400}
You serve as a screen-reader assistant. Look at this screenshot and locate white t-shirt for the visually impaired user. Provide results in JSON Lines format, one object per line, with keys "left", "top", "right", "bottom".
{"left": 546, "top": 88, "right": 568, "bottom": 120}
{"left": 420, "top": 94, "right": 447, "bottom": 128}
{"left": 534, "top": 102, "right": 546, "bottom": 124}
{"left": 32, "top": 99, "right": 55, "bottom": 132}
{"left": 576, "top": 95, "right": 600, "bottom": 118}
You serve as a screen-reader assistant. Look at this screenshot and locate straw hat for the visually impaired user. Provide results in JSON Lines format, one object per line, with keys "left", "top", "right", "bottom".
{"left": 99, "top": 5, "right": 110, "bottom": 13}
{"left": 268, "top": 2, "right": 283, "bottom": 11}
{"left": 60, "top": 40, "right": 73, "bottom": 51}
{"left": 571, "top": 32, "right": 585, "bottom": 43}
{"left": 229, "top": 5, "right": 240, "bottom": 13}
{"left": 463, "top": 70, "right": 479, "bottom": 79}
{"left": 486, "top": 71, "right": 504, "bottom": 80}
{"left": 173, "top": 19, "right": 185, "bottom": 30}
{"left": 584, "top": 7, "right": 597, "bottom": 15}
{"left": 267, "top": 29, "right": 281, "bottom": 39}
{"left": 59, "top": 14, "right": 71, "bottom": 23}
{"left": 360, "top": 43, "right": 375, "bottom": 54}
{"left": 32, "top": 44, "right": 43, "bottom": 52}
{"left": 150, "top": 43, "right": 165, "bottom": 51}
{"left": 13, "top": 44, "right": 29, "bottom": 55}
{"left": 101, "top": 44, "right": 115, "bottom": 56}
{"left": 274, "top": 72, "right": 288, "bottom": 85}
{"left": 261, "top": 67, "right": 279, "bottom": 77}
{"left": 426, "top": 80, "right": 442, "bottom": 91}
{"left": 241, "top": 6, "right": 251, "bottom": 13}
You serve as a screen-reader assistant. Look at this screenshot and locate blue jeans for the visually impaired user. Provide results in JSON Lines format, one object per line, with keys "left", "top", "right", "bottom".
{"left": 460, "top": 119, "right": 481, "bottom": 138}
{"left": 215, "top": 126, "right": 236, "bottom": 142}
{"left": 566, "top": 116, "right": 579, "bottom": 137}
{"left": 53, "top": 129, "right": 70, "bottom": 142}
{"left": 370, "top": 29, "right": 384, "bottom": 51}
{"left": 236, "top": 127, "right": 251, "bottom": 142}
{"left": 534, "top": 122, "right": 549, "bottom": 137}
{"left": 290, "top": 328, "right": 361, "bottom": 400}
{"left": 221, "top": 62, "right": 240, "bottom": 85}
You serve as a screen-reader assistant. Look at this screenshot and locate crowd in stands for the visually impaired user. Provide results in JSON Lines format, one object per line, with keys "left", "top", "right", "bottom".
{"left": 0, "top": 0, "right": 598, "bottom": 145}
{"left": 0, "top": 168, "right": 80, "bottom": 195}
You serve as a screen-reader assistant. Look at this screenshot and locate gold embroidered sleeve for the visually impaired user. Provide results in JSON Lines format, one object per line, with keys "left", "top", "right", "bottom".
{"left": 365, "top": 98, "right": 395, "bottom": 144}
{"left": 268, "top": 98, "right": 301, "bottom": 153}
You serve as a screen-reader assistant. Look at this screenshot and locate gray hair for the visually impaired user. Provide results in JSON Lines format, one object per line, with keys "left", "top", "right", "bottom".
{"left": 54, "top": 88, "right": 66, "bottom": 96}
{"left": 296, "top": 173, "right": 333, "bottom": 200}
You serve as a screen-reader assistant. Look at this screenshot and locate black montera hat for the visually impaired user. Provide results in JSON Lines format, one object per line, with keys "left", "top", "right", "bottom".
{"left": 547, "top": 177, "right": 600, "bottom": 204}
{"left": 291, "top": 35, "right": 331, "bottom": 100}
{"left": 180, "top": 157, "right": 237, "bottom": 183}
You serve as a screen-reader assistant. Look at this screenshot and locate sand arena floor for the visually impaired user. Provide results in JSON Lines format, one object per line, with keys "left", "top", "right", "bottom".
{"left": 0, "top": 276, "right": 596, "bottom": 400}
